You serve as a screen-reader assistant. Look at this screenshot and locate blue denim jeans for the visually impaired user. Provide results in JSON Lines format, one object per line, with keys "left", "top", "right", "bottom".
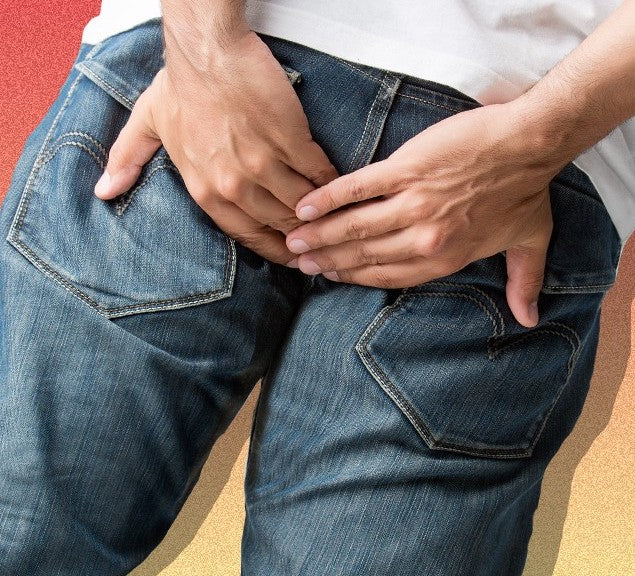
{"left": 0, "top": 20, "right": 622, "bottom": 576}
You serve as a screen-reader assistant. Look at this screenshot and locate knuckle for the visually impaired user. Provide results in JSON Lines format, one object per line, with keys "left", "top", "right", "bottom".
{"left": 415, "top": 229, "right": 447, "bottom": 257}
{"left": 309, "top": 164, "right": 337, "bottom": 185}
{"left": 334, "top": 269, "right": 351, "bottom": 283}
{"left": 522, "top": 270, "right": 545, "bottom": 288}
{"left": 356, "top": 242, "right": 379, "bottom": 266}
{"left": 301, "top": 225, "right": 324, "bottom": 247}
{"left": 318, "top": 253, "right": 337, "bottom": 272}
{"left": 321, "top": 187, "right": 340, "bottom": 212}
{"left": 346, "top": 178, "right": 367, "bottom": 203}
{"left": 232, "top": 229, "right": 262, "bottom": 248}
{"left": 216, "top": 173, "right": 245, "bottom": 203}
{"left": 344, "top": 217, "right": 369, "bottom": 241}
{"left": 107, "top": 140, "right": 128, "bottom": 169}
{"left": 269, "top": 214, "right": 302, "bottom": 234}
{"left": 186, "top": 181, "right": 207, "bottom": 204}
{"left": 410, "top": 196, "right": 432, "bottom": 221}
{"left": 243, "top": 153, "right": 269, "bottom": 179}
{"left": 372, "top": 268, "right": 396, "bottom": 289}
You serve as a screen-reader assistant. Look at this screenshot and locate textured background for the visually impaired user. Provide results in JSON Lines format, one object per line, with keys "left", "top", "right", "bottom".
{"left": 1, "top": 2, "right": 633, "bottom": 574}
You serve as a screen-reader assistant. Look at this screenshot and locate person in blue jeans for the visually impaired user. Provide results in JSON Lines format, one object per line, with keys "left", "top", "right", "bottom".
{"left": 1, "top": 0, "right": 633, "bottom": 574}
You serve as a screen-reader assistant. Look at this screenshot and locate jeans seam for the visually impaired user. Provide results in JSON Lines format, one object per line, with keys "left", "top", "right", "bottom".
{"left": 346, "top": 73, "right": 401, "bottom": 172}
{"left": 347, "top": 90, "right": 381, "bottom": 172}
{"left": 398, "top": 92, "right": 463, "bottom": 114}
{"left": 542, "top": 283, "right": 614, "bottom": 291}
{"left": 7, "top": 58, "right": 94, "bottom": 246}
{"left": 75, "top": 62, "right": 136, "bottom": 110}
{"left": 332, "top": 58, "right": 394, "bottom": 89}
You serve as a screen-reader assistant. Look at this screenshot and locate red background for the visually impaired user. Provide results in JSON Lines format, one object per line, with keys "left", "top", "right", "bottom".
{"left": 0, "top": 0, "right": 100, "bottom": 199}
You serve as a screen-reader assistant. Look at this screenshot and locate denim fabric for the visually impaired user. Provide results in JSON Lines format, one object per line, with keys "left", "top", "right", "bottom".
{"left": 0, "top": 19, "right": 622, "bottom": 576}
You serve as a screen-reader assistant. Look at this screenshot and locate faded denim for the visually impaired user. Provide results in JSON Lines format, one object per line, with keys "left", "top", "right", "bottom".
{"left": 0, "top": 19, "right": 622, "bottom": 576}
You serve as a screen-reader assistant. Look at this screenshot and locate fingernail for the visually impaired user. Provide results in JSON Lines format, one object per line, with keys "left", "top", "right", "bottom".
{"left": 288, "top": 238, "right": 311, "bottom": 254}
{"left": 323, "top": 271, "right": 340, "bottom": 282}
{"left": 528, "top": 301, "right": 539, "bottom": 325}
{"left": 297, "top": 205, "right": 319, "bottom": 221}
{"left": 94, "top": 171, "right": 111, "bottom": 197}
{"left": 286, "top": 258, "right": 299, "bottom": 268}
{"left": 299, "top": 259, "right": 322, "bottom": 275}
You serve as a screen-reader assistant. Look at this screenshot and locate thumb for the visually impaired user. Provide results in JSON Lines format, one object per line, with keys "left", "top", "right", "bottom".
{"left": 505, "top": 244, "right": 546, "bottom": 327}
{"left": 505, "top": 201, "right": 552, "bottom": 328}
{"left": 94, "top": 87, "right": 162, "bottom": 200}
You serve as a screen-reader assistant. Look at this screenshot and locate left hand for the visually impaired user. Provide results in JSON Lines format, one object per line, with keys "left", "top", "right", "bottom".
{"left": 286, "top": 101, "right": 565, "bottom": 328}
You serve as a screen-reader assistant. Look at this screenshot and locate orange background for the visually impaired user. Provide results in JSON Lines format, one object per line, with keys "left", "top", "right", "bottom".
{"left": 1, "top": 2, "right": 633, "bottom": 574}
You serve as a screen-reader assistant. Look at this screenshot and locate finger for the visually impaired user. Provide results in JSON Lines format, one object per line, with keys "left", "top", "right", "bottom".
{"left": 287, "top": 194, "right": 409, "bottom": 253}
{"left": 285, "top": 139, "right": 339, "bottom": 188}
{"left": 505, "top": 245, "right": 547, "bottom": 328}
{"left": 253, "top": 158, "right": 318, "bottom": 210}
{"left": 322, "top": 257, "right": 452, "bottom": 290}
{"left": 95, "top": 89, "right": 162, "bottom": 200}
{"left": 197, "top": 196, "right": 296, "bottom": 266}
{"left": 295, "top": 160, "right": 397, "bottom": 221}
{"left": 296, "top": 227, "right": 422, "bottom": 276}
{"left": 215, "top": 176, "right": 304, "bottom": 234}
{"left": 505, "top": 203, "right": 552, "bottom": 328}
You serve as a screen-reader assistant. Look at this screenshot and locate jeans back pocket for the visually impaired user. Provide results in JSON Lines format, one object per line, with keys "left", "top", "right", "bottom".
{"left": 7, "top": 22, "right": 236, "bottom": 318}
{"left": 356, "top": 281, "right": 592, "bottom": 459}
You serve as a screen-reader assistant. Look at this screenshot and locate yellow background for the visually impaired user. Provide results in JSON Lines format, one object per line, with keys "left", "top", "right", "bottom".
{"left": 129, "top": 240, "right": 635, "bottom": 575}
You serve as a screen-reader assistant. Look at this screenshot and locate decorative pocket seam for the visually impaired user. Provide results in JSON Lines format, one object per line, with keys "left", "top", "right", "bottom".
{"left": 356, "top": 283, "right": 582, "bottom": 459}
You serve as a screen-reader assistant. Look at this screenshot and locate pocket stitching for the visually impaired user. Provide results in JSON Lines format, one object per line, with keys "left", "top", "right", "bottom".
{"left": 7, "top": 79, "right": 237, "bottom": 318}
{"left": 357, "top": 285, "right": 582, "bottom": 459}
{"left": 405, "top": 281, "right": 506, "bottom": 337}
{"left": 115, "top": 159, "right": 178, "bottom": 216}
{"left": 40, "top": 131, "right": 108, "bottom": 165}
{"left": 489, "top": 321, "right": 580, "bottom": 375}
{"left": 40, "top": 139, "right": 106, "bottom": 172}
{"left": 9, "top": 232, "right": 237, "bottom": 318}
{"left": 8, "top": 70, "right": 89, "bottom": 247}
{"left": 75, "top": 61, "right": 135, "bottom": 110}
{"left": 356, "top": 290, "right": 522, "bottom": 458}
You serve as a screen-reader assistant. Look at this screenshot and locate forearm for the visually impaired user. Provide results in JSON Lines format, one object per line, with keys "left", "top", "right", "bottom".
{"left": 515, "top": 0, "right": 635, "bottom": 167}
{"left": 161, "top": 0, "right": 249, "bottom": 72}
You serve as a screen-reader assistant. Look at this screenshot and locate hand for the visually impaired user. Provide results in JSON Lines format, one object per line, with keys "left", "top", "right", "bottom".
{"left": 95, "top": 29, "right": 337, "bottom": 264}
{"left": 286, "top": 102, "right": 564, "bottom": 328}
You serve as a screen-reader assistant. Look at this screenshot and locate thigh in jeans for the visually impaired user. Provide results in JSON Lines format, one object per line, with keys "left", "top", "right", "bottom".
{"left": 0, "top": 21, "right": 304, "bottom": 575}
{"left": 242, "top": 64, "right": 622, "bottom": 575}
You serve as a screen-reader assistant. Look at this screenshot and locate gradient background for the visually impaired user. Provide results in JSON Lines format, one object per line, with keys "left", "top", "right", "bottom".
{"left": 0, "top": 2, "right": 633, "bottom": 574}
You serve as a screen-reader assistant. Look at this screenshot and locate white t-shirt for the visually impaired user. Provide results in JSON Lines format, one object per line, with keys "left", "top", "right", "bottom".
{"left": 82, "top": 0, "right": 635, "bottom": 242}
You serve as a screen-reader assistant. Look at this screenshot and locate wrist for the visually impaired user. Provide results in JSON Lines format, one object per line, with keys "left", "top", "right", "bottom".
{"left": 505, "top": 0, "right": 635, "bottom": 171}
{"left": 502, "top": 88, "right": 585, "bottom": 176}
{"left": 481, "top": 98, "right": 571, "bottom": 186}
{"left": 162, "top": 1, "right": 250, "bottom": 76}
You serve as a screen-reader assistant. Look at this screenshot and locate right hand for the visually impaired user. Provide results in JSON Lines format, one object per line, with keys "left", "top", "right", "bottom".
{"left": 94, "top": 30, "right": 338, "bottom": 265}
